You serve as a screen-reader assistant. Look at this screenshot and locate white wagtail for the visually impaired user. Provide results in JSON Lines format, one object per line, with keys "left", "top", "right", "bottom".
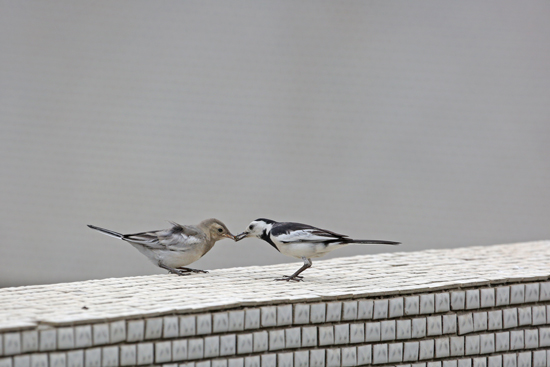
{"left": 235, "top": 218, "right": 400, "bottom": 281}
{"left": 88, "top": 218, "right": 235, "bottom": 276}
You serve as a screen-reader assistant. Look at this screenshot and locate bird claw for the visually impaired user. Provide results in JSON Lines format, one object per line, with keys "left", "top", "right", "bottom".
{"left": 176, "top": 267, "right": 209, "bottom": 274}
{"left": 275, "top": 275, "right": 304, "bottom": 282}
{"left": 168, "top": 269, "right": 192, "bottom": 276}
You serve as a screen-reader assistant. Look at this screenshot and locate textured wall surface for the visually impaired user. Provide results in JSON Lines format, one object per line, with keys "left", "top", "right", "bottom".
{"left": 1, "top": 2, "right": 550, "bottom": 288}
{"left": 0, "top": 241, "right": 549, "bottom": 367}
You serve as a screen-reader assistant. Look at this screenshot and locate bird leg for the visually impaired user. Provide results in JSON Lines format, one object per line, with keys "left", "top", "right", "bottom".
{"left": 158, "top": 262, "right": 192, "bottom": 276}
{"left": 275, "top": 258, "right": 312, "bottom": 282}
{"left": 176, "top": 266, "right": 209, "bottom": 274}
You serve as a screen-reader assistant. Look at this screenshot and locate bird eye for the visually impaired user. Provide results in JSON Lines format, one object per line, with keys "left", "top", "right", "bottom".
{"left": 249, "top": 224, "right": 254, "bottom": 230}
{"left": 217, "top": 228, "right": 223, "bottom": 233}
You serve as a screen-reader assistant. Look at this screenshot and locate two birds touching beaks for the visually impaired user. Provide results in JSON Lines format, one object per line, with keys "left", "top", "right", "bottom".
{"left": 88, "top": 218, "right": 400, "bottom": 282}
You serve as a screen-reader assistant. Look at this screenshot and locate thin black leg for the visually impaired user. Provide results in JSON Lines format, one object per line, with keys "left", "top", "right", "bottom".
{"left": 275, "top": 258, "right": 312, "bottom": 282}
{"left": 158, "top": 262, "right": 191, "bottom": 276}
{"left": 176, "top": 266, "right": 209, "bottom": 274}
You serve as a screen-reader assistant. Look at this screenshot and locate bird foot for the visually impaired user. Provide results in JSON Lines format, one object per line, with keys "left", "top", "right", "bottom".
{"left": 275, "top": 275, "right": 304, "bottom": 282}
{"left": 167, "top": 269, "right": 192, "bottom": 276}
{"left": 176, "top": 267, "right": 209, "bottom": 274}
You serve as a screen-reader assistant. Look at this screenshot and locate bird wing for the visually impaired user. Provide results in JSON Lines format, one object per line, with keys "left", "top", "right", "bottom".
{"left": 123, "top": 222, "right": 206, "bottom": 250}
{"left": 271, "top": 222, "right": 349, "bottom": 243}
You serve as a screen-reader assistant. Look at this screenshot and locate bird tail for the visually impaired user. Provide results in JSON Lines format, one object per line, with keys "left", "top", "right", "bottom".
{"left": 347, "top": 239, "right": 400, "bottom": 245}
{"left": 87, "top": 224, "right": 123, "bottom": 239}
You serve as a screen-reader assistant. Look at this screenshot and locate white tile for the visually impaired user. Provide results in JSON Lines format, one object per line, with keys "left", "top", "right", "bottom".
{"left": 110, "top": 320, "right": 126, "bottom": 343}
{"left": 474, "top": 312, "right": 487, "bottom": 332}
{"left": 414, "top": 363, "right": 428, "bottom": 367}
{"left": 212, "top": 360, "right": 227, "bottom": 367}
{"left": 373, "top": 344, "right": 388, "bottom": 364}
{"left": 427, "top": 316, "right": 442, "bottom": 336}
{"left": 412, "top": 318, "right": 426, "bottom": 338}
{"left": 237, "top": 334, "right": 252, "bottom": 354}
{"left": 188, "top": 339, "right": 204, "bottom": 360}
{"left": 343, "top": 301, "right": 358, "bottom": 320}
{"left": 458, "top": 359, "right": 472, "bottom": 367}
{"left": 381, "top": 320, "right": 396, "bottom": 341}
{"left": 285, "top": 328, "right": 301, "bottom": 348}
{"left": 518, "top": 307, "right": 532, "bottom": 326}
{"left": 420, "top": 294, "right": 435, "bottom": 314}
{"left": 480, "top": 289, "right": 495, "bottom": 308}
{"left": 496, "top": 287, "right": 510, "bottom": 306}
{"left": 229, "top": 358, "right": 244, "bottom": 367}
{"left": 366, "top": 322, "right": 381, "bottom": 342}
{"left": 403, "top": 342, "right": 419, "bottom": 362}
{"left": 465, "top": 335, "right": 480, "bottom": 355}
{"left": 144, "top": 318, "right": 162, "bottom": 339}
{"left": 294, "top": 351, "right": 309, "bottom": 367}
{"left": 358, "top": 300, "right": 374, "bottom": 319}
{"left": 197, "top": 314, "right": 212, "bottom": 335}
{"left": 419, "top": 340, "right": 434, "bottom": 360}
{"left": 277, "top": 305, "right": 293, "bottom": 326}
{"left": 244, "top": 356, "right": 259, "bottom": 367}
{"left": 532, "top": 306, "right": 546, "bottom": 325}
{"left": 120, "top": 345, "right": 136, "bottom": 366}
{"left": 473, "top": 357, "right": 487, "bottom": 367}
{"left": 84, "top": 347, "right": 101, "bottom": 367}
{"left": 397, "top": 320, "right": 412, "bottom": 339}
{"left": 342, "top": 346, "right": 357, "bottom": 366}
{"left": 525, "top": 329, "right": 538, "bottom": 349}
{"left": 244, "top": 309, "right": 260, "bottom": 330}
{"left": 458, "top": 314, "right": 474, "bottom": 335}
{"left": 261, "top": 354, "right": 276, "bottom": 367}
{"left": 310, "top": 349, "right": 326, "bottom": 367}
{"left": 510, "top": 285, "right": 525, "bottom": 304}
{"left": 302, "top": 327, "right": 317, "bottom": 347}
{"left": 172, "top": 339, "right": 187, "bottom": 361}
{"left": 326, "top": 302, "right": 342, "bottom": 322}
{"left": 13, "top": 355, "right": 29, "bottom": 367}
{"left": 444, "top": 361, "right": 458, "bottom": 367}
{"left": 450, "top": 336, "right": 465, "bottom": 356}
{"left": 197, "top": 362, "right": 211, "bottom": 367}
{"left": 253, "top": 330, "right": 269, "bottom": 352}
{"left": 179, "top": 316, "right": 196, "bottom": 337}
{"left": 405, "top": 296, "right": 420, "bottom": 315}
{"left": 278, "top": 352, "right": 293, "bottom": 367}
{"left": 390, "top": 298, "right": 404, "bottom": 318}
{"left": 293, "top": 304, "right": 310, "bottom": 324}
{"left": 102, "top": 346, "right": 119, "bottom": 366}
{"left": 67, "top": 350, "right": 83, "bottom": 367}
{"left": 39, "top": 329, "right": 56, "bottom": 351}
{"left": 429, "top": 363, "right": 442, "bottom": 367}
{"left": 374, "top": 300, "right": 389, "bottom": 319}
{"left": 213, "top": 313, "right": 229, "bottom": 333}
{"left": 228, "top": 311, "right": 244, "bottom": 331}
{"left": 488, "top": 356, "right": 502, "bottom": 367}
{"left": 58, "top": 327, "right": 75, "bottom": 349}
{"left": 3, "top": 333, "right": 20, "bottom": 355}
{"left": 389, "top": 343, "right": 403, "bottom": 363}
{"left": 436, "top": 338, "right": 450, "bottom": 358}
{"left": 488, "top": 311, "right": 503, "bottom": 330}
{"left": 319, "top": 326, "right": 335, "bottom": 346}
{"left": 204, "top": 336, "right": 220, "bottom": 358}
{"left": 220, "top": 334, "right": 236, "bottom": 356}
{"left": 357, "top": 345, "right": 372, "bottom": 365}
{"left": 502, "top": 354, "right": 516, "bottom": 367}
{"left": 443, "top": 315, "right": 457, "bottom": 334}
{"left": 540, "top": 282, "right": 550, "bottom": 301}
{"left": 310, "top": 303, "right": 326, "bottom": 323}
{"left": 510, "top": 330, "right": 524, "bottom": 350}
{"left": 269, "top": 329, "right": 285, "bottom": 351}
{"left": 326, "top": 349, "right": 341, "bottom": 367}
{"left": 21, "top": 331, "right": 38, "bottom": 353}
{"left": 31, "top": 354, "right": 49, "bottom": 367}
{"left": 480, "top": 334, "right": 495, "bottom": 354}
{"left": 466, "top": 290, "right": 480, "bottom": 309}
{"left": 525, "top": 283, "right": 539, "bottom": 302}
{"left": 495, "top": 332, "right": 510, "bottom": 352}
{"left": 50, "top": 353, "right": 66, "bottom": 367}
{"left": 503, "top": 309, "right": 518, "bottom": 329}
{"left": 436, "top": 293, "right": 450, "bottom": 313}
{"left": 452, "top": 291, "right": 465, "bottom": 310}
{"left": 533, "top": 350, "right": 546, "bottom": 367}
{"left": 350, "top": 323, "right": 365, "bottom": 343}
{"left": 517, "top": 352, "right": 531, "bottom": 367}
{"left": 335, "top": 324, "right": 350, "bottom": 344}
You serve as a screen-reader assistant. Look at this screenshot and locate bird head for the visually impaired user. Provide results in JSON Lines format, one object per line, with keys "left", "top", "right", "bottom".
{"left": 200, "top": 218, "right": 236, "bottom": 241}
{"left": 234, "top": 218, "right": 274, "bottom": 241}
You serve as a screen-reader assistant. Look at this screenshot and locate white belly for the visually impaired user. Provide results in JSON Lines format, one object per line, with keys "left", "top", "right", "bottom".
{"left": 276, "top": 241, "right": 345, "bottom": 259}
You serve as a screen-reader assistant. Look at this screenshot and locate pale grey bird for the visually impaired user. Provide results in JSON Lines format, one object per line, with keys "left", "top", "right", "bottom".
{"left": 88, "top": 218, "right": 235, "bottom": 276}
{"left": 235, "top": 218, "right": 400, "bottom": 281}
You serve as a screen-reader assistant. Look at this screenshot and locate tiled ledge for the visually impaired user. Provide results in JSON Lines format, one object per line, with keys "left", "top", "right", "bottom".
{"left": 0, "top": 241, "right": 549, "bottom": 367}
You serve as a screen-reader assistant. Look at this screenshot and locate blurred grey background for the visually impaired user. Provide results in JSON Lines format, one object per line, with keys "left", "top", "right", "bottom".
{"left": 1, "top": 2, "right": 549, "bottom": 288}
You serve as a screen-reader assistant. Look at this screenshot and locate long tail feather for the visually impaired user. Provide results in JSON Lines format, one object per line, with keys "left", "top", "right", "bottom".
{"left": 348, "top": 239, "right": 400, "bottom": 245}
{"left": 87, "top": 224, "right": 123, "bottom": 239}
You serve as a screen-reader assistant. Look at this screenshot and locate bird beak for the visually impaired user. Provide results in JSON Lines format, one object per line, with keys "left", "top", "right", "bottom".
{"left": 234, "top": 232, "right": 248, "bottom": 242}
{"left": 222, "top": 233, "right": 237, "bottom": 240}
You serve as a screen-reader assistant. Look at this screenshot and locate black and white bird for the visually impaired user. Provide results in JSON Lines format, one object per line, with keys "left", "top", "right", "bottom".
{"left": 235, "top": 218, "right": 400, "bottom": 281}
{"left": 88, "top": 218, "right": 235, "bottom": 276}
